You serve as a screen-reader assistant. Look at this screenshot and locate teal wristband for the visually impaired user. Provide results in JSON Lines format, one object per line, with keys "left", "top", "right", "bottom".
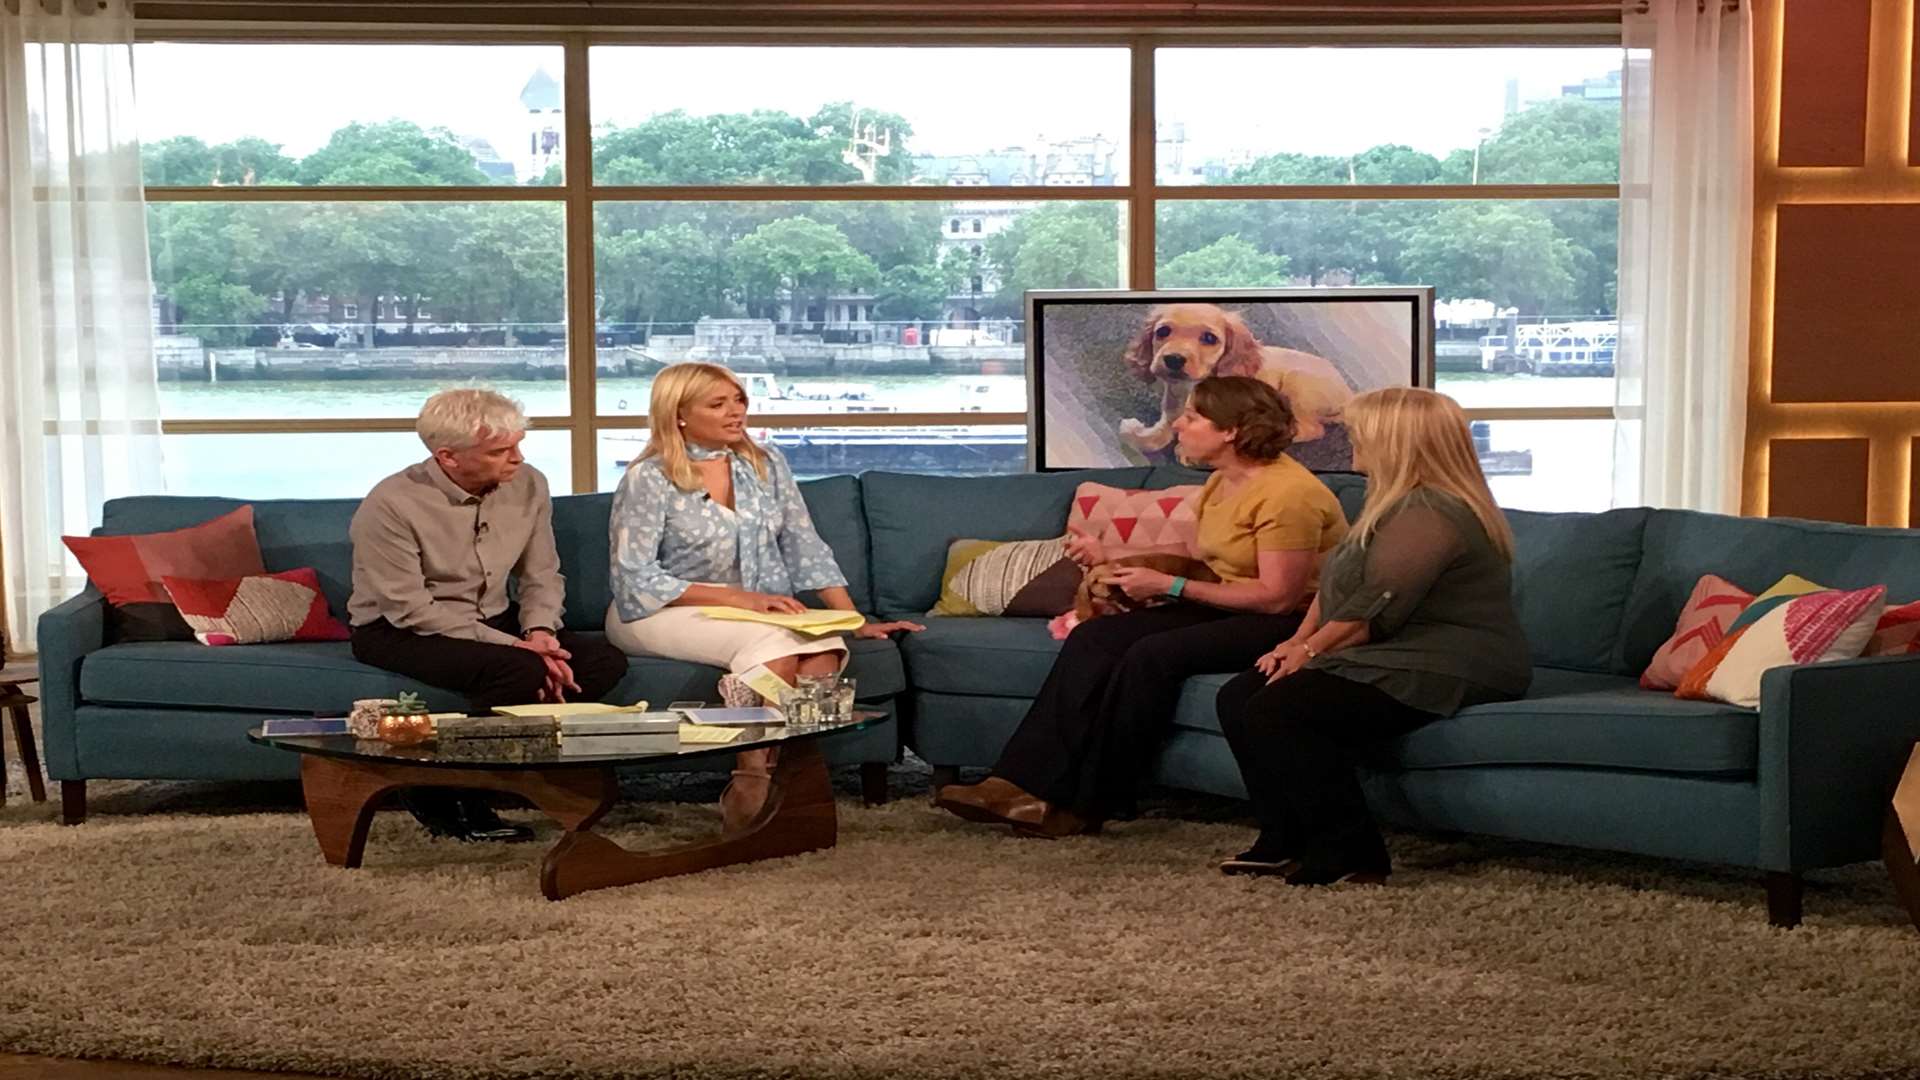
{"left": 1168, "top": 576, "right": 1187, "bottom": 599}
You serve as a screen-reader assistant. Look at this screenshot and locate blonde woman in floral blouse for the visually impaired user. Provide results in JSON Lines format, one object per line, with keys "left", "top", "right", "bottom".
{"left": 607, "top": 362, "right": 921, "bottom": 830}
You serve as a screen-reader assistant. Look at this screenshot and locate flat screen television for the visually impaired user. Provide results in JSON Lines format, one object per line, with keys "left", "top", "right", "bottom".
{"left": 1025, "top": 287, "right": 1434, "bottom": 472}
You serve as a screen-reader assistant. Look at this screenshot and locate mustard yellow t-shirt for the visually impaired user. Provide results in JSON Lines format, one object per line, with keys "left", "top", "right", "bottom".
{"left": 1193, "top": 456, "right": 1348, "bottom": 592}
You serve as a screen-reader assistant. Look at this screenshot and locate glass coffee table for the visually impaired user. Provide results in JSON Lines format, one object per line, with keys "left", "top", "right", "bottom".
{"left": 249, "top": 711, "right": 883, "bottom": 901}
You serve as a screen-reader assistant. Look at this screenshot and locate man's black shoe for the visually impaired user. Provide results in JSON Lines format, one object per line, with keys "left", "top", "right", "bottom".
{"left": 401, "top": 789, "right": 534, "bottom": 842}
{"left": 401, "top": 788, "right": 471, "bottom": 839}
{"left": 455, "top": 797, "right": 535, "bottom": 843}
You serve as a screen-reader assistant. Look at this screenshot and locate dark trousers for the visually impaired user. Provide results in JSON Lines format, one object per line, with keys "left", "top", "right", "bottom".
{"left": 351, "top": 608, "right": 628, "bottom": 713}
{"left": 993, "top": 605, "right": 1302, "bottom": 821}
{"left": 1215, "top": 668, "right": 1437, "bottom": 873}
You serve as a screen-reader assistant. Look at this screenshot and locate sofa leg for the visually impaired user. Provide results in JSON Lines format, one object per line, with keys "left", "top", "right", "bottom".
{"left": 929, "top": 766, "right": 959, "bottom": 801}
{"left": 1766, "top": 871, "right": 1803, "bottom": 928}
{"left": 60, "top": 780, "right": 86, "bottom": 826}
{"left": 859, "top": 762, "right": 888, "bottom": 806}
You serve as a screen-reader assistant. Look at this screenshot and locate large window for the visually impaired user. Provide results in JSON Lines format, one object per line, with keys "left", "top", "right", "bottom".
{"left": 140, "top": 37, "right": 1619, "bottom": 510}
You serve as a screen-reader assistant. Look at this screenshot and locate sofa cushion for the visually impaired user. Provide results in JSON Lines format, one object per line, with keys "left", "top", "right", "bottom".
{"left": 1175, "top": 667, "right": 1756, "bottom": 777}
{"left": 1506, "top": 507, "right": 1649, "bottom": 674}
{"left": 80, "top": 640, "right": 471, "bottom": 715}
{"left": 101, "top": 496, "right": 359, "bottom": 618}
{"left": 551, "top": 493, "right": 614, "bottom": 632}
{"left": 1618, "top": 509, "right": 1920, "bottom": 674}
{"left": 80, "top": 633, "right": 906, "bottom": 716}
{"left": 864, "top": 468, "right": 1148, "bottom": 614}
{"left": 898, "top": 615, "right": 1063, "bottom": 698}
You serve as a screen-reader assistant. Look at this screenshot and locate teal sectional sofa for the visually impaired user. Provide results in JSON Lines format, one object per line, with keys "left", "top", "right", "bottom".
{"left": 36, "top": 477, "right": 905, "bottom": 822}
{"left": 40, "top": 467, "right": 1920, "bottom": 925}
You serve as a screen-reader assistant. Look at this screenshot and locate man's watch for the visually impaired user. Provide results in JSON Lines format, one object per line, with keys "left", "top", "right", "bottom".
{"left": 522, "top": 626, "right": 556, "bottom": 640}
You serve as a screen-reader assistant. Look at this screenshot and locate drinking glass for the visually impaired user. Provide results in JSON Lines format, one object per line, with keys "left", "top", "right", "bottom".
{"left": 833, "top": 677, "right": 858, "bottom": 724}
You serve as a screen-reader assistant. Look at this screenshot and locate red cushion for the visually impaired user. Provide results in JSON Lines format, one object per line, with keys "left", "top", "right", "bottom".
{"left": 63, "top": 507, "right": 265, "bottom": 641}
{"left": 161, "top": 567, "right": 351, "bottom": 646}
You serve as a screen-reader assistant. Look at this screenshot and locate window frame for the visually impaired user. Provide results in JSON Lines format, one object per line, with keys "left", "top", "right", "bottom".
{"left": 139, "top": 28, "right": 1621, "bottom": 494}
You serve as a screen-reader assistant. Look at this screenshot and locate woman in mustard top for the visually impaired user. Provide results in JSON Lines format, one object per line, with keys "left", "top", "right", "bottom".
{"left": 936, "top": 376, "right": 1348, "bottom": 837}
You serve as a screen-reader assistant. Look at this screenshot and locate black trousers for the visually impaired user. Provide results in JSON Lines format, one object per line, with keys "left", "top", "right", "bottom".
{"left": 351, "top": 608, "right": 628, "bottom": 713}
{"left": 993, "top": 604, "right": 1302, "bottom": 821}
{"left": 1214, "top": 667, "right": 1437, "bottom": 873}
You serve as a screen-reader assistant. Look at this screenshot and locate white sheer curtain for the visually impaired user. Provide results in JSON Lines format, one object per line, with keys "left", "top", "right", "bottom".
{"left": 0, "top": 0, "right": 163, "bottom": 652}
{"left": 1613, "top": 0, "right": 1754, "bottom": 512}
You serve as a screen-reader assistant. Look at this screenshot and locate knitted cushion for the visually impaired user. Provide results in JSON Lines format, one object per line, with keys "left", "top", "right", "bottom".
{"left": 933, "top": 537, "right": 1080, "bottom": 617}
{"left": 162, "top": 567, "right": 352, "bottom": 647}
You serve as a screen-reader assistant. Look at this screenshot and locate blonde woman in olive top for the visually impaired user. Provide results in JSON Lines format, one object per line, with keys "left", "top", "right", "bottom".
{"left": 936, "top": 376, "right": 1347, "bottom": 837}
{"left": 1216, "top": 387, "right": 1530, "bottom": 885}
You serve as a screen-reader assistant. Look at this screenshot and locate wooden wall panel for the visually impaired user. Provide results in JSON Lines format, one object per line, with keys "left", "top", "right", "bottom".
{"left": 1769, "top": 438, "right": 1870, "bottom": 524}
{"left": 1912, "top": 3, "right": 1920, "bottom": 168}
{"left": 1778, "top": 0, "right": 1872, "bottom": 166}
{"left": 1911, "top": 438, "right": 1920, "bottom": 527}
{"left": 1772, "top": 204, "right": 1920, "bottom": 403}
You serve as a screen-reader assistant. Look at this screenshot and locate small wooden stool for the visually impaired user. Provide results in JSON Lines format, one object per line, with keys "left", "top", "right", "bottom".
{"left": 0, "top": 660, "right": 47, "bottom": 805}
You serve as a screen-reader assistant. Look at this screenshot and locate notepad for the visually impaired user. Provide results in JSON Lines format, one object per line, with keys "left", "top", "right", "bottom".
{"left": 693, "top": 607, "right": 866, "bottom": 635}
{"left": 492, "top": 701, "right": 651, "bottom": 718}
{"left": 677, "top": 723, "right": 744, "bottom": 744}
{"left": 674, "top": 706, "right": 785, "bottom": 726}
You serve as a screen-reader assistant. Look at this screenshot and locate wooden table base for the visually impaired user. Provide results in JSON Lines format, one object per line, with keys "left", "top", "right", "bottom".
{"left": 297, "top": 739, "right": 838, "bottom": 900}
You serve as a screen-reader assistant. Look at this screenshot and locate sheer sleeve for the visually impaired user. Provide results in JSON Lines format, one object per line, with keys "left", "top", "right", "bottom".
{"left": 768, "top": 448, "right": 849, "bottom": 593}
{"left": 609, "top": 463, "right": 692, "bottom": 622}
{"left": 1320, "top": 498, "right": 1466, "bottom": 639}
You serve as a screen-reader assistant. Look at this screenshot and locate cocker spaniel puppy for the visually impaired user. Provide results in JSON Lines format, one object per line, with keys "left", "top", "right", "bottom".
{"left": 1118, "top": 302, "right": 1354, "bottom": 454}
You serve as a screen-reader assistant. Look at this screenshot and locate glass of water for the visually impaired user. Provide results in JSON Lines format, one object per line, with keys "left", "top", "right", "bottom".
{"left": 833, "top": 677, "right": 858, "bottom": 724}
{"left": 782, "top": 684, "right": 824, "bottom": 729}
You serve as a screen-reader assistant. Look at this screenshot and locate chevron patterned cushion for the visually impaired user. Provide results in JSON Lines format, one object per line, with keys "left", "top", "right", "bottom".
{"left": 1640, "top": 574, "right": 1754, "bottom": 690}
{"left": 161, "top": 567, "right": 352, "bottom": 646}
{"left": 1865, "top": 599, "right": 1920, "bottom": 656}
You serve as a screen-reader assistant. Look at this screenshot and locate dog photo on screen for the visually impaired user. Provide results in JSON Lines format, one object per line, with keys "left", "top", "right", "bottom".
{"left": 1028, "top": 289, "right": 1432, "bottom": 473}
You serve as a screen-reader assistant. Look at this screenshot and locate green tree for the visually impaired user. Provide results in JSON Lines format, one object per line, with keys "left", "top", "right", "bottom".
{"left": 1478, "top": 98, "right": 1619, "bottom": 185}
{"left": 728, "top": 217, "right": 879, "bottom": 323}
{"left": 982, "top": 202, "right": 1120, "bottom": 317}
{"left": 1400, "top": 203, "right": 1578, "bottom": 315}
{"left": 440, "top": 204, "right": 566, "bottom": 344}
{"left": 295, "top": 121, "right": 491, "bottom": 186}
{"left": 595, "top": 110, "right": 862, "bottom": 186}
{"left": 873, "top": 261, "right": 959, "bottom": 322}
{"left": 142, "top": 135, "right": 298, "bottom": 187}
{"left": 1159, "top": 235, "right": 1291, "bottom": 289}
{"left": 597, "top": 221, "right": 734, "bottom": 330}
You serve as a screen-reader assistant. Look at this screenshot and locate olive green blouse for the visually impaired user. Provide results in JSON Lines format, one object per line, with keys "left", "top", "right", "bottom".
{"left": 1307, "top": 487, "right": 1531, "bottom": 716}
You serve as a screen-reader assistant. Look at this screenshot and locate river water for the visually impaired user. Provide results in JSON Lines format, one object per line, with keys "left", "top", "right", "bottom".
{"left": 155, "top": 372, "right": 1617, "bottom": 511}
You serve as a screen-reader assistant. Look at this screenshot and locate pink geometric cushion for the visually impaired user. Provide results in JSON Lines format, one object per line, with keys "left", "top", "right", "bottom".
{"left": 1640, "top": 574, "right": 1753, "bottom": 690}
{"left": 161, "top": 567, "right": 351, "bottom": 647}
{"left": 1066, "top": 481, "right": 1204, "bottom": 558}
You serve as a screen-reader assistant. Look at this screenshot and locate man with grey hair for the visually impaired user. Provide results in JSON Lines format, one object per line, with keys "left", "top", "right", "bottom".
{"left": 349, "top": 388, "right": 626, "bottom": 841}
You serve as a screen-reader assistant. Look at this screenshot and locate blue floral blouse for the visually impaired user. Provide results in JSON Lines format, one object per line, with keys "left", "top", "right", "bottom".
{"left": 610, "top": 443, "right": 849, "bottom": 622}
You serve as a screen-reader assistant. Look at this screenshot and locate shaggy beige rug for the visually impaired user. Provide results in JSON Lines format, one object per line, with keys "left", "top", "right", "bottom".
{"left": 2, "top": 777, "right": 1918, "bottom": 1080}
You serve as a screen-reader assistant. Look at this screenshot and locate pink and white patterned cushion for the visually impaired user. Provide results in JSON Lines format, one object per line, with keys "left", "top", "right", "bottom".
{"left": 1692, "top": 585, "right": 1886, "bottom": 708}
{"left": 1066, "top": 481, "right": 1204, "bottom": 557}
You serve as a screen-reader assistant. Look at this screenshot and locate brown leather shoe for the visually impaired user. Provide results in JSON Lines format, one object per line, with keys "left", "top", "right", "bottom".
{"left": 934, "top": 777, "right": 1035, "bottom": 825}
{"left": 1006, "top": 797, "right": 1094, "bottom": 839}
